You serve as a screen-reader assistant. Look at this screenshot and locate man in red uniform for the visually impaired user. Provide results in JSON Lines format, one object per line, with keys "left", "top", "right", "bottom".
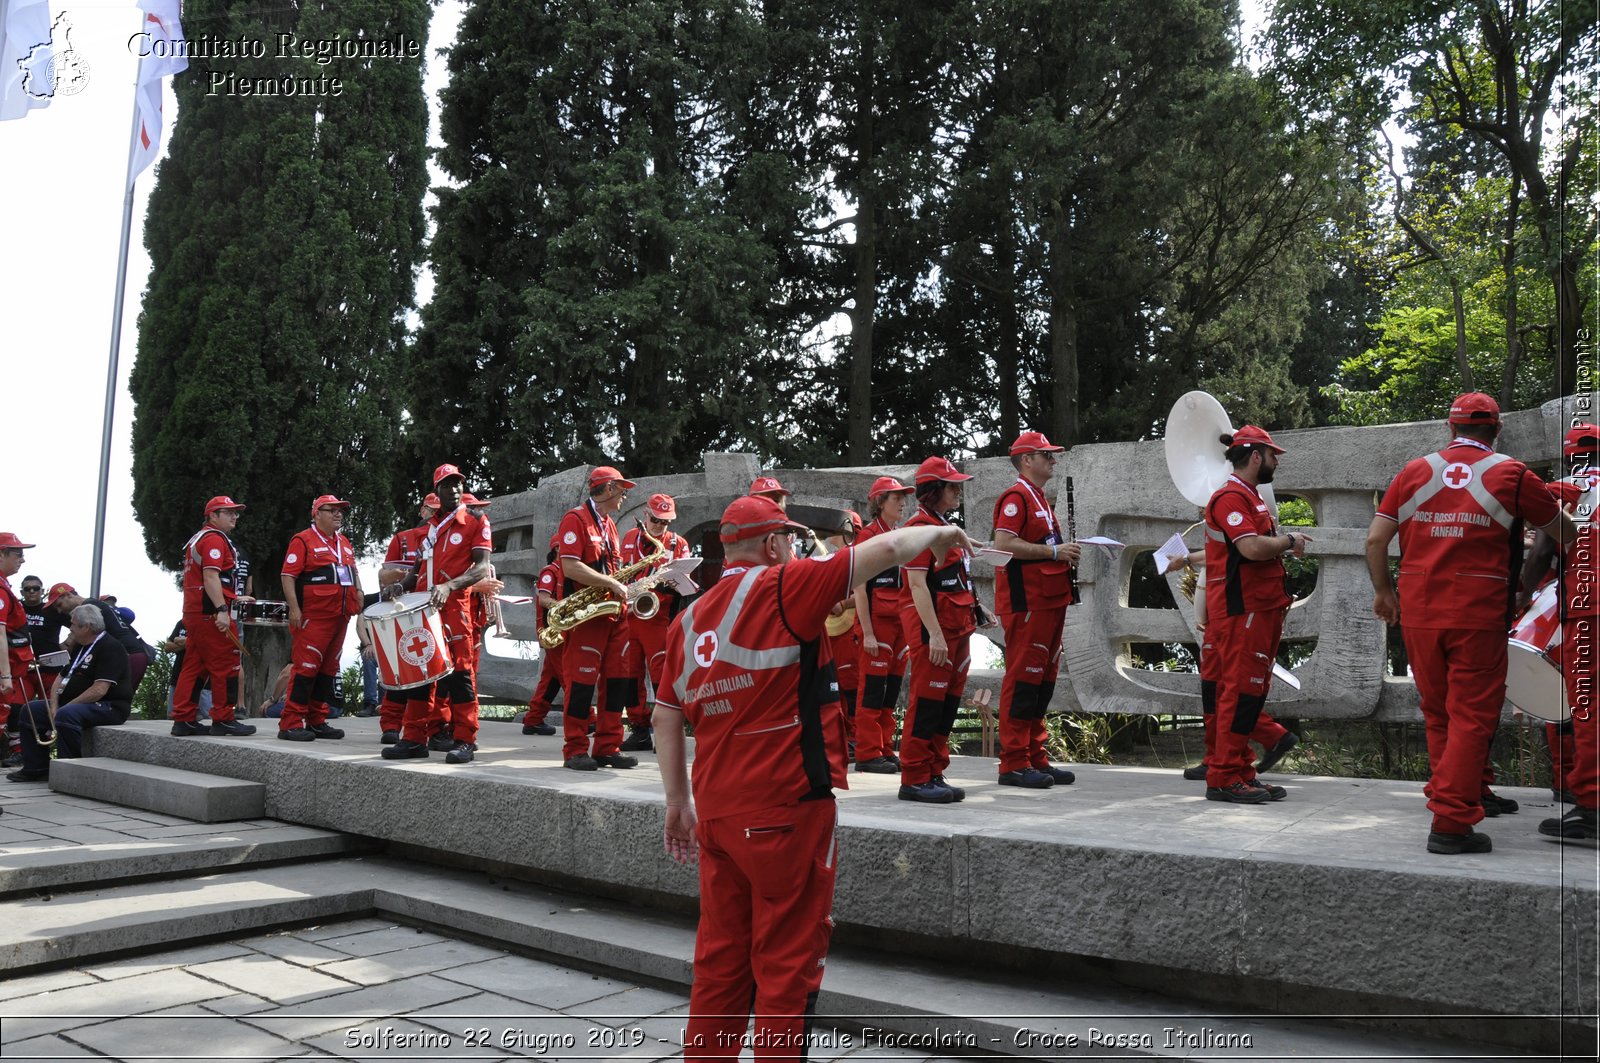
{"left": 852, "top": 475, "right": 914, "bottom": 772}
{"left": 381, "top": 465, "right": 494, "bottom": 765}
{"left": 657, "top": 495, "right": 970, "bottom": 1062}
{"left": 899, "top": 457, "right": 985, "bottom": 803}
{"left": 618, "top": 492, "right": 694, "bottom": 752}
{"left": 824, "top": 512, "right": 864, "bottom": 752}
{"left": 1366, "top": 393, "right": 1573, "bottom": 853}
{"left": 557, "top": 465, "right": 638, "bottom": 772}
{"left": 278, "top": 495, "right": 364, "bottom": 742}
{"left": 991, "top": 431, "right": 1082, "bottom": 788}
{"left": 1202, "top": 426, "right": 1307, "bottom": 804}
{"left": 0, "top": 533, "right": 37, "bottom": 753}
{"left": 173, "top": 497, "right": 257, "bottom": 736}
{"left": 749, "top": 474, "right": 791, "bottom": 510}
{"left": 373, "top": 493, "right": 440, "bottom": 743}
{"left": 1528, "top": 423, "right": 1599, "bottom": 841}
{"left": 521, "top": 534, "right": 564, "bottom": 736}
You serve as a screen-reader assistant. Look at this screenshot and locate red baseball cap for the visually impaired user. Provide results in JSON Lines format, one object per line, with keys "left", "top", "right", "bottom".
{"left": 433, "top": 463, "right": 464, "bottom": 484}
{"left": 867, "top": 476, "right": 912, "bottom": 500}
{"left": 749, "top": 475, "right": 791, "bottom": 498}
{"left": 422, "top": 493, "right": 441, "bottom": 510}
{"left": 0, "top": 532, "right": 36, "bottom": 550}
{"left": 844, "top": 509, "right": 863, "bottom": 533}
{"left": 311, "top": 494, "right": 351, "bottom": 514}
{"left": 1228, "top": 425, "right": 1285, "bottom": 454}
{"left": 462, "top": 493, "right": 491, "bottom": 507}
{"left": 914, "top": 456, "right": 973, "bottom": 485}
{"left": 45, "top": 582, "right": 76, "bottom": 607}
{"left": 1448, "top": 392, "right": 1501, "bottom": 426}
{"left": 647, "top": 493, "right": 678, "bottom": 520}
{"left": 204, "top": 496, "right": 246, "bottom": 515}
{"left": 589, "top": 465, "right": 637, "bottom": 490}
{"left": 548, "top": 532, "right": 560, "bottom": 552}
{"left": 719, "top": 496, "right": 808, "bottom": 543}
{"left": 1009, "top": 430, "right": 1066, "bottom": 456}
{"left": 1564, "top": 423, "right": 1600, "bottom": 456}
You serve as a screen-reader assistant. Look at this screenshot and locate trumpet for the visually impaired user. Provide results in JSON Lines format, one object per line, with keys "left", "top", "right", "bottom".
{"left": 540, "top": 521, "right": 670, "bottom": 649}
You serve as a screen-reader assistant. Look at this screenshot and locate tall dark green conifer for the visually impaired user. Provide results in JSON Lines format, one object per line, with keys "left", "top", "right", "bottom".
{"left": 130, "top": 0, "right": 429, "bottom": 572}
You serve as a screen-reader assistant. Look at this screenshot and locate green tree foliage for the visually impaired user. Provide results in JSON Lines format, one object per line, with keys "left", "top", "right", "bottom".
{"left": 1267, "top": 0, "right": 1599, "bottom": 402}
{"left": 130, "top": 0, "right": 429, "bottom": 573}
{"left": 410, "top": 0, "right": 788, "bottom": 491}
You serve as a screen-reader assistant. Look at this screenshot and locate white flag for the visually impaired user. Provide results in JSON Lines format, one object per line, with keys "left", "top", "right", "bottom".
{"left": 129, "top": 0, "right": 187, "bottom": 188}
{"left": 0, "top": 0, "right": 55, "bottom": 122}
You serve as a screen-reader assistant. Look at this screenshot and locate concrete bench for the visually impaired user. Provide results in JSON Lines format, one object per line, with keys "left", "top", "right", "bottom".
{"left": 49, "top": 758, "right": 266, "bottom": 822}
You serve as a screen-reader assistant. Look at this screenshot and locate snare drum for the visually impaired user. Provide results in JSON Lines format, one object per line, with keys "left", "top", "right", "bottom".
{"left": 363, "top": 592, "right": 453, "bottom": 690}
{"left": 233, "top": 600, "right": 289, "bottom": 626}
{"left": 1506, "top": 582, "right": 1569, "bottom": 722}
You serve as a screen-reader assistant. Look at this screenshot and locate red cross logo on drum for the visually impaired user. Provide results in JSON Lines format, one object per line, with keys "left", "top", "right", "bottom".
{"left": 1443, "top": 462, "right": 1473, "bottom": 489}
{"left": 694, "top": 631, "right": 718, "bottom": 668}
{"left": 400, "top": 630, "right": 435, "bottom": 667}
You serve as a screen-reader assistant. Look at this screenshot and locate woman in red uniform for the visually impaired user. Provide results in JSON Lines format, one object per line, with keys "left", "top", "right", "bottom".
{"left": 852, "top": 477, "right": 914, "bottom": 772}
{"left": 898, "top": 457, "right": 982, "bottom": 803}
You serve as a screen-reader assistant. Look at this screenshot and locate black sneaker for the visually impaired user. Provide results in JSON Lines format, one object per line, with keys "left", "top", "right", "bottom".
{"left": 595, "top": 752, "right": 638, "bottom": 769}
{"left": 444, "top": 742, "right": 475, "bottom": 765}
{"left": 855, "top": 756, "right": 898, "bottom": 774}
{"left": 211, "top": 720, "right": 257, "bottom": 737}
{"left": 1427, "top": 829, "right": 1492, "bottom": 854}
{"left": 427, "top": 729, "right": 455, "bottom": 752}
{"left": 310, "top": 724, "right": 345, "bottom": 740}
{"left": 1255, "top": 732, "right": 1298, "bottom": 774}
{"left": 1182, "top": 761, "right": 1209, "bottom": 781}
{"left": 898, "top": 780, "right": 956, "bottom": 803}
{"left": 7, "top": 768, "right": 48, "bottom": 783}
{"left": 1553, "top": 787, "right": 1576, "bottom": 804}
{"left": 522, "top": 723, "right": 556, "bottom": 736}
{"left": 2, "top": 751, "right": 21, "bottom": 768}
{"left": 564, "top": 754, "right": 600, "bottom": 771}
{"left": 355, "top": 703, "right": 380, "bottom": 718}
{"left": 619, "top": 729, "right": 654, "bottom": 752}
{"left": 932, "top": 774, "right": 966, "bottom": 802}
{"left": 1205, "top": 782, "right": 1271, "bottom": 804}
{"left": 171, "top": 720, "right": 211, "bottom": 737}
{"left": 278, "top": 728, "right": 316, "bottom": 743}
{"left": 1480, "top": 791, "right": 1518, "bottom": 816}
{"left": 1038, "top": 765, "right": 1075, "bottom": 785}
{"left": 998, "top": 768, "right": 1055, "bottom": 789}
{"left": 1253, "top": 780, "right": 1288, "bottom": 801}
{"left": 381, "top": 740, "right": 429, "bottom": 760}
{"left": 380, "top": 730, "right": 400, "bottom": 745}
{"left": 1538, "top": 806, "right": 1598, "bottom": 842}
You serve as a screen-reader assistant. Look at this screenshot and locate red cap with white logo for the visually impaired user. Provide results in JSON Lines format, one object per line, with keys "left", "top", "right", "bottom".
{"left": 749, "top": 475, "right": 791, "bottom": 498}
{"left": 914, "top": 456, "right": 973, "bottom": 485}
{"left": 311, "top": 494, "right": 351, "bottom": 514}
{"left": 204, "top": 496, "right": 246, "bottom": 515}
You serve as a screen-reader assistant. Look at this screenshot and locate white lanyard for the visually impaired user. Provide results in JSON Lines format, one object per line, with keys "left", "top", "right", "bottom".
{"left": 311, "top": 526, "right": 344, "bottom": 563}
{"left": 1450, "top": 437, "right": 1494, "bottom": 455}
{"left": 64, "top": 633, "right": 104, "bottom": 684}
{"left": 1012, "top": 477, "right": 1060, "bottom": 538}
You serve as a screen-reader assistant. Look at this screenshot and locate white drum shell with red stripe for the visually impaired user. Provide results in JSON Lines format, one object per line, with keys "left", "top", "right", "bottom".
{"left": 1505, "top": 581, "right": 1568, "bottom": 722}
{"left": 362, "top": 592, "right": 453, "bottom": 690}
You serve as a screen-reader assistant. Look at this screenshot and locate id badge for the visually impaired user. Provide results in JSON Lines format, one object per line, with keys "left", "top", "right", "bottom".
{"left": 334, "top": 564, "right": 354, "bottom": 586}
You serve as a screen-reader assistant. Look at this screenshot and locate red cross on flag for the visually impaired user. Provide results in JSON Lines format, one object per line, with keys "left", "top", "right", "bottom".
{"left": 129, "top": 0, "right": 187, "bottom": 189}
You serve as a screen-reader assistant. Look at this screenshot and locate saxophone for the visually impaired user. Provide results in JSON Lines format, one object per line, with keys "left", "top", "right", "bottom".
{"left": 539, "top": 521, "right": 670, "bottom": 649}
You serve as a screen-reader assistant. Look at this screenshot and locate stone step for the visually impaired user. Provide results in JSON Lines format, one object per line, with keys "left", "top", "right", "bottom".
{"left": 0, "top": 854, "right": 1558, "bottom": 1060}
{"left": 49, "top": 757, "right": 266, "bottom": 822}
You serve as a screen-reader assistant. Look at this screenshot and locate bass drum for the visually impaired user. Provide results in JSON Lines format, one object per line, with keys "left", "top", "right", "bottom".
{"left": 363, "top": 592, "right": 453, "bottom": 690}
{"left": 1505, "top": 582, "right": 1568, "bottom": 722}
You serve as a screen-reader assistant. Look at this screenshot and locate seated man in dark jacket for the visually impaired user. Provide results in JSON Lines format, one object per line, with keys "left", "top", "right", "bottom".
{"left": 9, "top": 604, "right": 132, "bottom": 782}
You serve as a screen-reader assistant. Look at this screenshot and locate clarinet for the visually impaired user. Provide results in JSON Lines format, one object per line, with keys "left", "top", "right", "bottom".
{"left": 1064, "top": 475, "right": 1081, "bottom": 605}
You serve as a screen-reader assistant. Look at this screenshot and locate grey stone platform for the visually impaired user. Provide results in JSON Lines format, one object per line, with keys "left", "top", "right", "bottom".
{"left": 48, "top": 757, "right": 266, "bottom": 822}
{"left": 74, "top": 718, "right": 1599, "bottom": 1051}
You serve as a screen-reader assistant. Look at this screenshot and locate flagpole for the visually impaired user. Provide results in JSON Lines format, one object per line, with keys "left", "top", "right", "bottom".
{"left": 90, "top": 52, "right": 146, "bottom": 597}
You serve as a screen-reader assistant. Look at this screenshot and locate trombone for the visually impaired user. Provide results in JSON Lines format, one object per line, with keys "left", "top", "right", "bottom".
{"left": 23, "top": 655, "right": 59, "bottom": 748}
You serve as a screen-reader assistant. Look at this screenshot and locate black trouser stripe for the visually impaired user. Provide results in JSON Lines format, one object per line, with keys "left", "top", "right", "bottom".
{"left": 312, "top": 672, "right": 336, "bottom": 702}
{"left": 883, "top": 673, "right": 904, "bottom": 709}
{"left": 861, "top": 674, "right": 887, "bottom": 710}
{"left": 911, "top": 697, "right": 946, "bottom": 739}
{"left": 567, "top": 682, "right": 596, "bottom": 719}
{"left": 289, "top": 674, "right": 315, "bottom": 706}
{"left": 604, "top": 678, "right": 632, "bottom": 714}
{"left": 1232, "top": 693, "right": 1265, "bottom": 735}
{"left": 1200, "top": 679, "right": 1217, "bottom": 716}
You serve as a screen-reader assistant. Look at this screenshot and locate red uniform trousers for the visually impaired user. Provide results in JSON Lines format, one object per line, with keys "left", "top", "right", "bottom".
{"left": 899, "top": 635, "right": 970, "bottom": 786}
{"left": 627, "top": 614, "right": 671, "bottom": 729}
{"left": 685, "top": 799, "right": 837, "bottom": 1063}
{"left": 1203, "top": 609, "right": 1286, "bottom": 788}
{"left": 998, "top": 608, "right": 1064, "bottom": 774}
{"left": 522, "top": 642, "right": 565, "bottom": 727}
{"left": 401, "top": 598, "right": 480, "bottom": 745}
{"left": 1545, "top": 722, "right": 1577, "bottom": 793}
{"left": 1198, "top": 629, "right": 1288, "bottom": 770}
{"left": 855, "top": 609, "right": 907, "bottom": 761}
{"left": 1401, "top": 626, "right": 1507, "bottom": 831}
{"left": 1550, "top": 614, "right": 1599, "bottom": 808}
{"left": 280, "top": 614, "right": 350, "bottom": 731}
{"left": 828, "top": 627, "right": 861, "bottom": 745}
{"left": 379, "top": 685, "right": 407, "bottom": 733}
{"left": 560, "top": 614, "right": 631, "bottom": 760}
{"left": 174, "top": 615, "right": 242, "bottom": 723}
